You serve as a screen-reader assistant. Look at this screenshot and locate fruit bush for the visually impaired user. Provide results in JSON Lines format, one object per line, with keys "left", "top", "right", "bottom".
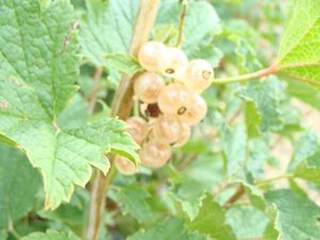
{"left": 1, "top": 0, "right": 320, "bottom": 239}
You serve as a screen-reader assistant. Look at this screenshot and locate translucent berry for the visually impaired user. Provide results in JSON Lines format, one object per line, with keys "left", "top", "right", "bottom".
{"left": 140, "top": 139, "right": 171, "bottom": 169}
{"left": 174, "top": 124, "right": 191, "bottom": 147}
{"left": 153, "top": 115, "right": 182, "bottom": 144}
{"left": 138, "top": 41, "right": 167, "bottom": 72}
{"left": 134, "top": 72, "right": 165, "bottom": 103}
{"left": 158, "top": 83, "right": 192, "bottom": 116}
{"left": 161, "top": 47, "right": 188, "bottom": 78}
{"left": 126, "top": 117, "right": 147, "bottom": 144}
{"left": 114, "top": 156, "right": 137, "bottom": 175}
{"left": 179, "top": 95, "right": 207, "bottom": 125}
{"left": 182, "top": 59, "right": 214, "bottom": 93}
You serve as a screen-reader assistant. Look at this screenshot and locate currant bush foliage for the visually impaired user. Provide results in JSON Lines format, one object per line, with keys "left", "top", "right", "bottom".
{"left": 0, "top": 0, "right": 320, "bottom": 239}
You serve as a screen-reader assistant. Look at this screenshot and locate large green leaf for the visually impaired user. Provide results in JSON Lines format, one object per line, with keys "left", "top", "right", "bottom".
{"left": 0, "top": 145, "right": 41, "bottom": 229}
{"left": 277, "top": 0, "right": 320, "bottom": 87}
{"left": 187, "top": 196, "right": 236, "bottom": 240}
{"left": 80, "top": 0, "right": 140, "bottom": 66}
{"left": 266, "top": 190, "right": 320, "bottom": 240}
{"left": 0, "top": 0, "right": 139, "bottom": 209}
{"left": 21, "top": 230, "right": 80, "bottom": 240}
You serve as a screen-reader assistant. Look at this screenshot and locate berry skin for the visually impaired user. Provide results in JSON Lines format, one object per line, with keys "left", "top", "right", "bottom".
{"left": 134, "top": 72, "right": 165, "bottom": 103}
{"left": 126, "top": 117, "right": 147, "bottom": 144}
{"left": 179, "top": 94, "right": 207, "bottom": 125}
{"left": 114, "top": 156, "right": 137, "bottom": 175}
{"left": 140, "top": 139, "right": 171, "bottom": 169}
{"left": 138, "top": 41, "right": 167, "bottom": 72}
{"left": 158, "top": 83, "right": 193, "bottom": 116}
{"left": 161, "top": 47, "right": 188, "bottom": 79}
{"left": 174, "top": 123, "right": 191, "bottom": 147}
{"left": 182, "top": 59, "right": 214, "bottom": 93}
{"left": 153, "top": 115, "right": 182, "bottom": 144}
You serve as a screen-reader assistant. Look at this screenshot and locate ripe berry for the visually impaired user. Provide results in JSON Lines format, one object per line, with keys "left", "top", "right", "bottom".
{"left": 126, "top": 117, "right": 147, "bottom": 144}
{"left": 138, "top": 41, "right": 167, "bottom": 72}
{"left": 182, "top": 59, "right": 214, "bottom": 93}
{"left": 134, "top": 72, "right": 165, "bottom": 103}
{"left": 161, "top": 47, "right": 188, "bottom": 78}
{"left": 179, "top": 95, "right": 207, "bottom": 125}
{"left": 153, "top": 115, "right": 182, "bottom": 144}
{"left": 114, "top": 156, "right": 137, "bottom": 175}
{"left": 174, "top": 123, "right": 191, "bottom": 147}
{"left": 158, "top": 83, "right": 192, "bottom": 116}
{"left": 140, "top": 139, "right": 171, "bottom": 169}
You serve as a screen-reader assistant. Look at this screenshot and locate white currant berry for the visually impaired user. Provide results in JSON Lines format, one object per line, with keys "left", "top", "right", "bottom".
{"left": 138, "top": 41, "right": 167, "bottom": 72}
{"left": 126, "top": 117, "right": 147, "bottom": 144}
{"left": 158, "top": 83, "right": 193, "bottom": 116}
{"left": 134, "top": 72, "right": 165, "bottom": 103}
{"left": 153, "top": 115, "right": 182, "bottom": 144}
{"left": 140, "top": 139, "right": 171, "bottom": 169}
{"left": 161, "top": 47, "right": 188, "bottom": 78}
{"left": 182, "top": 59, "right": 214, "bottom": 93}
{"left": 174, "top": 124, "right": 191, "bottom": 147}
{"left": 179, "top": 95, "right": 207, "bottom": 125}
{"left": 114, "top": 156, "right": 137, "bottom": 175}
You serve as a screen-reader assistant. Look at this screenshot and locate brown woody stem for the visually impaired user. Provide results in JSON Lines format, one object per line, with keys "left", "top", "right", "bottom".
{"left": 86, "top": 1, "right": 160, "bottom": 239}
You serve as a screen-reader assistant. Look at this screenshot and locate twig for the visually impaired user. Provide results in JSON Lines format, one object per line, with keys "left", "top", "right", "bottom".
{"left": 176, "top": 0, "right": 188, "bottom": 47}
{"left": 86, "top": 1, "right": 160, "bottom": 240}
{"left": 212, "top": 63, "right": 278, "bottom": 84}
{"left": 255, "top": 174, "right": 293, "bottom": 187}
{"left": 223, "top": 184, "right": 245, "bottom": 208}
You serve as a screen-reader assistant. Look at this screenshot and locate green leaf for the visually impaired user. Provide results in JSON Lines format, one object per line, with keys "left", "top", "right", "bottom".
{"left": 277, "top": 0, "right": 320, "bottom": 87}
{"left": 109, "top": 184, "right": 155, "bottom": 223}
{"left": 105, "top": 54, "right": 142, "bottom": 76}
{"left": 226, "top": 206, "right": 269, "bottom": 239}
{"left": 294, "top": 148, "right": 320, "bottom": 184}
{"left": 188, "top": 195, "right": 236, "bottom": 240}
{"left": 0, "top": 1, "right": 139, "bottom": 209}
{"left": 241, "top": 77, "right": 285, "bottom": 132}
{"left": 221, "top": 124, "right": 247, "bottom": 177}
{"left": 80, "top": 0, "right": 139, "bottom": 66}
{"left": 288, "top": 130, "right": 318, "bottom": 171}
{"left": 266, "top": 190, "right": 320, "bottom": 240}
{"left": 21, "top": 230, "right": 80, "bottom": 240}
{"left": 0, "top": 145, "right": 41, "bottom": 229}
{"left": 245, "top": 100, "right": 261, "bottom": 138}
{"left": 287, "top": 81, "right": 320, "bottom": 110}
{"left": 128, "top": 218, "right": 201, "bottom": 240}
{"left": 0, "top": 0, "right": 78, "bottom": 118}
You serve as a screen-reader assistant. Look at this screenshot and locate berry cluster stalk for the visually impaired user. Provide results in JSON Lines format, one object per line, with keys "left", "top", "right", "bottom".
{"left": 86, "top": 1, "right": 160, "bottom": 239}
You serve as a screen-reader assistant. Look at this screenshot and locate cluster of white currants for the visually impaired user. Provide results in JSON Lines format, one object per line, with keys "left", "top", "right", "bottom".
{"left": 114, "top": 41, "right": 214, "bottom": 175}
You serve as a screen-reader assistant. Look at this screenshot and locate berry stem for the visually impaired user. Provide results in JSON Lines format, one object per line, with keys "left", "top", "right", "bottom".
{"left": 86, "top": 1, "right": 160, "bottom": 240}
{"left": 212, "top": 63, "right": 279, "bottom": 84}
{"left": 176, "top": 0, "right": 188, "bottom": 48}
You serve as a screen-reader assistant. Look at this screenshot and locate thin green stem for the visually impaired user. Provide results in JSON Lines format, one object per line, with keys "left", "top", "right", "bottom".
{"left": 212, "top": 64, "right": 278, "bottom": 84}
{"left": 255, "top": 174, "right": 293, "bottom": 187}
{"left": 175, "top": 0, "right": 188, "bottom": 48}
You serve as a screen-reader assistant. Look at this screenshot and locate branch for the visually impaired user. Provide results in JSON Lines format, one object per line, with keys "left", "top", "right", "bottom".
{"left": 212, "top": 63, "right": 278, "bottom": 85}
{"left": 223, "top": 185, "right": 245, "bottom": 208}
{"left": 86, "top": 1, "right": 160, "bottom": 239}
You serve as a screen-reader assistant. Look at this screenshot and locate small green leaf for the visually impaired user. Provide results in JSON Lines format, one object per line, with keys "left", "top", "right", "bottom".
{"left": 245, "top": 100, "right": 262, "bottom": 138}
{"left": 128, "top": 218, "right": 198, "bottom": 240}
{"left": 21, "top": 230, "right": 80, "bottom": 240}
{"left": 0, "top": 144, "right": 41, "bottom": 229}
{"left": 266, "top": 189, "right": 320, "bottom": 240}
{"left": 188, "top": 195, "right": 236, "bottom": 240}
{"left": 109, "top": 184, "right": 155, "bottom": 223}
{"left": 277, "top": 0, "right": 320, "bottom": 87}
